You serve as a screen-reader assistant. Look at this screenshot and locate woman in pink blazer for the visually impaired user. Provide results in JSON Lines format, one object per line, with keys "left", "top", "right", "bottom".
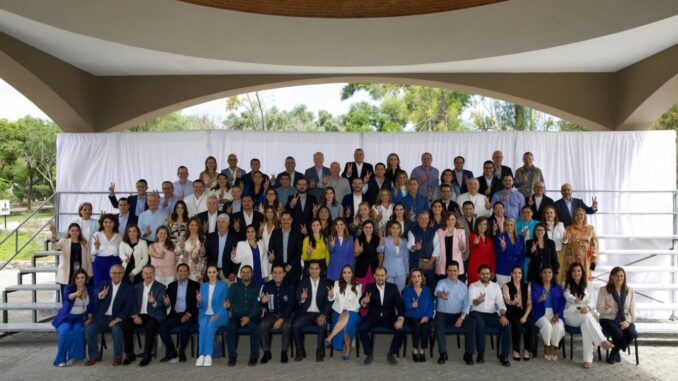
{"left": 435, "top": 212, "right": 467, "bottom": 281}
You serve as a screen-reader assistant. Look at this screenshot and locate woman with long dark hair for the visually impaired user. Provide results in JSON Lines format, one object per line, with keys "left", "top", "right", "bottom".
{"left": 301, "top": 219, "right": 330, "bottom": 275}
{"left": 531, "top": 266, "right": 565, "bottom": 360}
{"left": 49, "top": 222, "right": 92, "bottom": 294}
{"left": 119, "top": 223, "right": 148, "bottom": 284}
{"left": 354, "top": 220, "right": 381, "bottom": 287}
{"left": 597, "top": 267, "right": 638, "bottom": 364}
{"left": 326, "top": 265, "right": 362, "bottom": 360}
{"left": 502, "top": 265, "right": 533, "bottom": 361}
{"left": 402, "top": 268, "right": 434, "bottom": 362}
{"left": 90, "top": 214, "right": 121, "bottom": 289}
{"left": 52, "top": 269, "right": 95, "bottom": 366}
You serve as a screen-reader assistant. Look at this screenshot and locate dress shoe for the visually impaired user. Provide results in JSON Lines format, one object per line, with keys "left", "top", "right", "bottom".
{"left": 418, "top": 354, "right": 426, "bottom": 362}
{"left": 387, "top": 353, "right": 398, "bottom": 365}
{"left": 139, "top": 357, "right": 151, "bottom": 367}
{"left": 160, "top": 353, "right": 178, "bottom": 363}
{"left": 294, "top": 350, "right": 306, "bottom": 362}
{"left": 463, "top": 352, "right": 474, "bottom": 365}
{"left": 178, "top": 353, "right": 187, "bottom": 362}
{"left": 500, "top": 355, "right": 511, "bottom": 367}
{"left": 122, "top": 355, "right": 135, "bottom": 366}
{"left": 112, "top": 357, "right": 123, "bottom": 366}
{"left": 412, "top": 353, "right": 419, "bottom": 363}
{"left": 227, "top": 358, "right": 236, "bottom": 367}
{"left": 261, "top": 351, "right": 272, "bottom": 364}
{"left": 363, "top": 355, "right": 374, "bottom": 365}
{"left": 85, "top": 357, "right": 101, "bottom": 366}
{"left": 196, "top": 355, "right": 205, "bottom": 366}
{"left": 615, "top": 351, "right": 622, "bottom": 363}
{"left": 203, "top": 355, "right": 212, "bottom": 367}
{"left": 476, "top": 352, "right": 485, "bottom": 363}
{"left": 248, "top": 357, "right": 258, "bottom": 366}
{"left": 316, "top": 350, "right": 324, "bottom": 362}
{"left": 281, "top": 351, "right": 288, "bottom": 363}
{"left": 437, "top": 352, "right": 448, "bottom": 364}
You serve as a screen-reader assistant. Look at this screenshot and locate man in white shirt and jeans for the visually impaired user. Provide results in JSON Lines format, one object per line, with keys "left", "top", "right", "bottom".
{"left": 468, "top": 264, "right": 512, "bottom": 367}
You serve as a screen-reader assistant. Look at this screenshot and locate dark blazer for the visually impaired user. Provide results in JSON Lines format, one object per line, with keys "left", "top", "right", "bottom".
{"left": 117, "top": 212, "right": 138, "bottom": 233}
{"left": 196, "top": 210, "right": 219, "bottom": 234}
{"left": 365, "top": 177, "right": 392, "bottom": 206}
{"left": 303, "top": 166, "right": 330, "bottom": 188}
{"left": 165, "top": 279, "right": 200, "bottom": 318}
{"left": 295, "top": 277, "right": 331, "bottom": 316}
{"left": 342, "top": 162, "right": 374, "bottom": 182}
{"left": 554, "top": 198, "right": 597, "bottom": 226}
{"left": 477, "top": 175, "right": 502, "bottom": 199}
{"left": 362, "top": 282, "right": 405, "bottom": 325}
{"left": 240, "top": 171, "right": 270, "bottom": 191}
{"left": 526, "top": 238, "right": 559, "bottom": 283}
{"left": 526, "top": 194, "right": 555, "bottom": 220}
{"left": 269, "top": 228, "right": 303, "bottom": 283}
{"left": 205, "top": 230, "right": 239, "bottom": 274}
{"left": 452, "top": 169, "right": 474, "bottom": 194}
{"left": 495, "top": 165, "right": 514, "bottom": 181}
{"left": 131, "top": 281, "right": 167, "bottom": 322}
{"left": 94, "top": 280, "right": 133, "bottom": 321}
{"left": 437, "top": 199, "right": 460, "bottom": 215}
{"left": 341, "top": 193, "right": 367, "bottom": 224}
{"left": 230, "top": 210, "right": 264, "bottom": 240}
{"left": 275, "top": 171, "right": 305, "bottom": 188}
{"left": 53, "top": 284, "right": 96, "bottom": 328}
{"left": 285, "top": 193, "right": 317, "bottom": 232}
{"left": 109, "top": 194, "right": 148, "bottom": 216}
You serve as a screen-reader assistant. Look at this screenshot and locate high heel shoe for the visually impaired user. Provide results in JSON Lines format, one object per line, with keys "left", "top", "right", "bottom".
{"left": 412, "top": 353, "right": 419, "bottom": 363}
{"left": 324, "top": 338, "right": 332, "bottom": 348}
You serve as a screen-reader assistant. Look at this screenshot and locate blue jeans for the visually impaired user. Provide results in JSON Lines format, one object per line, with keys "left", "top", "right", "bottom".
{"left": 86, "top": 316, "right": 123, "bottom": 359}
{"left": 198, "top": 314, "right": 228, "bottom": 356}
{"left": 54, "top": 313, "right": 85, "bottom": 365}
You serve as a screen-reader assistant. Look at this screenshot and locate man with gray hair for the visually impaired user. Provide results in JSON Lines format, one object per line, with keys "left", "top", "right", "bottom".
{"left": 321, "top": 162, "right": 351, "bottom": 202}
{"left": 304, "top": 152, "right": 330, "bottom": 200}
{"left": 205, "top": 213, "right": 239, "bottom": 283}
{"left": 138, "top": 192, "right": 168, "bottom": 242}
{"left": 197, "top": 195, "right": 221, "bottom": 234}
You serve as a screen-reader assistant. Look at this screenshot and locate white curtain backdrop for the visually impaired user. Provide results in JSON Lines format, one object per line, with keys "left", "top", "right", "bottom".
{"left": 56, "top": 130, "right": 676, "bottom": 318}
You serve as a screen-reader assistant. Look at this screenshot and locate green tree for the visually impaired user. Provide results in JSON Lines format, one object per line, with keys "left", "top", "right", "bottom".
{"left": 127, "top": 112, "right": 216, "bottom": 132}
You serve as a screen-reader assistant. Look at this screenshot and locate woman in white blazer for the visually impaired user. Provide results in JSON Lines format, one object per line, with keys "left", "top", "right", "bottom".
{"left": 69, "top": 202, "right": 99, "bottom": 243}
{"left": 118, "top": 224, "right": 149, "bottom": 284}
{"left": 231, "top": 225, "right": 269, "bottom": 284}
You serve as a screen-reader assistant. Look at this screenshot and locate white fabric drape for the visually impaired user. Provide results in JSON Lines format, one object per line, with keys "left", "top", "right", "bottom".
{"left": 57, "top": 130, "right": 676, "bottom": 318}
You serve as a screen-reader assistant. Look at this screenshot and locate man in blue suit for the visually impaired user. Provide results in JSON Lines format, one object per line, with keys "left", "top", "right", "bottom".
{"left": 122, "top": 265, "right": 167, "bottom": 366}
{"left": 268, "top": 212, "right": 303, "bottom": 284}
{"left": 554, "top": 183, "right": 598, "bottom": 226}
{"left": 108, "top": 179, "right": 149, "bottom": 218}
{"left": 205, "top": 214, "right": 239, "bottom": 282}
{"left": 85, "top": 264, "right": 133, "bottom": 366}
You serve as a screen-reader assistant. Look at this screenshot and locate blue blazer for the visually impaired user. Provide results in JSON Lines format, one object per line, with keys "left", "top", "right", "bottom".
{"left": 402, "top": 286, "right": 434, "bottom": 319}
{"left": 52, "top": 284, "right": 95, "bottom": 328}
{"left": 531, "top": 282, "right": 565, "bottom": 322}
{"left": 94, "top": 281, "right": 133, "bottom": 321}
{"left": 199, "top": 281, "right": 229, "bottom": 321}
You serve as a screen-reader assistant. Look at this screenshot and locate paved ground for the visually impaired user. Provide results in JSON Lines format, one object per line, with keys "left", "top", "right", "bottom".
{"left": 0, "top": 331, "right": 676, "bottom": 381}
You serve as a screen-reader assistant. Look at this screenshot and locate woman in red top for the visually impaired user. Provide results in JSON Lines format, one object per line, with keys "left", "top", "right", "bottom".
{"left": 467, "top": 216, "right": 496, "bottom": 284}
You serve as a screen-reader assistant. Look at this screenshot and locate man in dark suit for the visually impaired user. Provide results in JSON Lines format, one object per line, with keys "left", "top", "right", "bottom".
{"left": 554, "top": 183, "right": 598, "bottom": 226}
{"left": 285, "top": 179, "right": 317, "bottom": 232}
{"left": 292, "top": 262, "right": 331, "bottom": 362}
{"left": 116, "top": 197, "right": 138, "bottom": 235}
{"left": 492, "top": 150, "right": 513, "bottom": 181}
{"left": 122, "top": 265, "right": 167, "bottom": 366}
{"left": 196, "top": 195, "right": 221, "bottom": 234}
{"left": 240, "top": 158, "right": 270, "bottom": 190}
{"left": 477, "top": 160, "right": 503, "bottom": 199}
{"left": 231, "top": 195, "right": 264, "bottom": 240}
{"left": 274, "top": 156, "right": 305, "bottom": 188}
{"left": 205, "top": 214, "right": 240, "bottom": 282}
{"left": 364, "top": 162, "right": 392, "bottom": 206}
{"left": 358, "top": 266, "right": 406, "bottom": 365}
{"left": 220, "top": 153, "right": 247, "bottom": 187}
{"left": 304, "top": 152, "right": 330, "bottom": 200}
{"left": 108, "top": 179, "right": 149, "bottom": 218}
{"left": 341, "top": 177, "right": 368, "bottom": 224}
{"left": 341, "top": 148, "right": 374, "bottom": 182}
{"left": 452, "top": 156, "right": 474, "bottom": 195}
{"left": 86, "top": 264, "right": 133, "bottom": 366}
{"left": 436, "top": 184, "right": 460, "bottom": 215}
{"left": 268, "top": 212, "right": 303, "bottom": 284}
{"left": 526, "top": 180, "right": 555, "bottom": 220}
{"left": 159, "top": 263, "right": 200, "bottom": 363}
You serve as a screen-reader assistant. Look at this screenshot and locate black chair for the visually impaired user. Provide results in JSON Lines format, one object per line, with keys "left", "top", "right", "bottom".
{"left": 428, "top": 325, "right": 465, "bottom": 357}
{"left": 565, "top": 325, "right": 602, "bottom": 361}
{"left": 602, "top": 327, "right": 639, "bottom": 365}
{"left": 364, "top": 326, "right": 409, "bottom": 358}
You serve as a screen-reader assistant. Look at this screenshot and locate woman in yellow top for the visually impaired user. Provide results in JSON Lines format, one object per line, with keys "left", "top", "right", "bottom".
{"left": 562, "top": 208, "right": 598, "bottom": 281}
{"left": 302, "top": 219, "right": 330, "bottom": 277}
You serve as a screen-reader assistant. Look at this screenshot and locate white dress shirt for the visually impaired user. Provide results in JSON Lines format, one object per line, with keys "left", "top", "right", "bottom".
{"left": 468, "top": 281, "right": 506, "bottom": 315}
{"left": 308, "top": 277, "right": 320, "bottom": 313}
{"left": 186, "top": 193, "right": 208, "bottom": 217}
{"left": 457, "top": 192, "right": 491, "bottom": 218}
{"left": 328, "top": 281, "right": 362, "bottom": 313}
{"left": 140, "top": 282, "right": 152, "bottom": 315}
{"left": 105, "top": 282, "right": 121, "bottom": 316}
{"left": 207, "top": 212, "right": 218, "bottom": 233}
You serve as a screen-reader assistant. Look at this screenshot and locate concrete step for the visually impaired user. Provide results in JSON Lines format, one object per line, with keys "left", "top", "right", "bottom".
{"left": 4, "top": 284, "right": 60, "bottom": 292}
{"left": 594, "top": 266, "right": 678, "bottom": 273}
{"left": 0, "top": 323, "right": 54, "bottom": 332}
{"left": 636, "top": 322, "right": 678, "bottom": 335}
{"left": 0, "top": 303, "right": 61, "bottom": 311}
{"left": 636, "top": 303, "right": 678, "bottom": 311}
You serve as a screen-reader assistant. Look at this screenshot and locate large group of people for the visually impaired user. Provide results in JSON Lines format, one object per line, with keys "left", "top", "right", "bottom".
{"left": 50, "top": 149, "right": 637, "bottom": 369}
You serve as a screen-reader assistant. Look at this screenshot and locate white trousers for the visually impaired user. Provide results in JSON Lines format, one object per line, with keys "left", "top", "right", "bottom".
{"left": 565, "top": 310, "right": 607, "bottom": 363}
{"left": 535, "top": 308, "right": 565, "bottom": 346}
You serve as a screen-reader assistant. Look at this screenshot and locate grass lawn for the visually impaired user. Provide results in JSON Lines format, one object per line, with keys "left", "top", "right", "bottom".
{"left": 2, "top": 211, "right": 53, "bottom": 223}
{"left": 0, "top": 231, "right": 49, "bottom": 261}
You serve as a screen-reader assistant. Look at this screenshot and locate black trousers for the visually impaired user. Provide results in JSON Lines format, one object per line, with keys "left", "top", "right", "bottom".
{"left": 123, "top": 314, "right": 160, "bottom": 359}
{"left": 506, "top": 312, "right": 533, "bottom": 353}
{"left": 357, "top": 315, "right": 405, "bottom": 357}
{"left": 159, "top": 312, "right": 195, "bottom": 356}
{"left": 292, "top": 312, "right": 327, "bottom": 353}
{"left": 600, "top": 319, "right": 638, "bottom": 351}
{"left": 260, "top": 313, "right": 293, "bottom": 352}
{"left": 435, "top": 312, "right": 475, "bottom": 354}
{"left": 405, "top": 317, "right": 430, "bottom": 350}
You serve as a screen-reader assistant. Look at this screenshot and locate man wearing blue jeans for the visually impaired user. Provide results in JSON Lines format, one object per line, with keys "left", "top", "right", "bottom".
{"left": 468, "top": 265, "right": 512, "bottom": 367}
{"left": 85, "top": 265, "right": 132, "bottom": 366}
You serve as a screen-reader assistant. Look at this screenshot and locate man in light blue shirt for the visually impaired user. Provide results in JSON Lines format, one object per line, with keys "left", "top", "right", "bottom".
{"left": 434, "top": 260, "right": 475, "bottom": 364}
{"left": 410, "top": 152, "right": 439, "bottom": 200}
{"left": 173, "top": 166, "right": 193, "bottom": 199}
{"left": 491, "top": 175, "right": 525, "bottom": 220}
{"left": 138, "top": 193, "right": 169, "bottom": 242}
{"left": 161, "top": 181, "right": 178, "bottom": 214}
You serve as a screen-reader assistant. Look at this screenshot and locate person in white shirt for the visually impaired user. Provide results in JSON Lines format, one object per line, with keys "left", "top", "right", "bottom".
{"left": 185, "top": 180, "right": 208, "bottom": 218}
{"left": 468, "top": 264, "right": 512, "bottom": 366}
{"left": 326, "top": 265, "right": 362, "bottom": 361}
{"left": 91, "top": 214, "right": 122, "bottom": 290}
{"left": 457, "top": 179, "right": 492, "bottom": 218}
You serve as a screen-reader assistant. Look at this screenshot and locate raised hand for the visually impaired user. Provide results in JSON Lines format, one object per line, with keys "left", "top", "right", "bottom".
{"left": 501, "top": 192, "right": 509, "bottom": 201}
{"left": 458, "top": 240, "right": 466, "bottom": 252}
{"left": 414, "top": 241, "right": 422, "bottom": 251}
{"left": 538, "top": 290, "right": 547, "bottom": 302}
{"left": 379, "top": 234, "right": 385, "bottom": 246}
{"left": 93, "top": 235, "right": 101, "bottom": 251}
{"left": 527, "top": 196, "right": 534, "bottom": 206}
{"left": 322, "top": 175, "right": 329, "bottom": 185}
{"left": 263, "top": 178, "right": 270, "bottom": 190}
{"left": 312, "top": 203, "right": 319, "bottom": 216}
{"left": 108, "top": 182, "right": 116, "bottom": 194}
{"left": 531, "top": 241, "right": 538, "bottom": 253}
{"left": 478, "top": 292, "right": 486, "bottom": 303}
{"left": 330, "top": 236, "right": 337, "bottom": 249}
{"left": 310, "top": 179, "right": 316, "bottom": 188}
{"left": 98, "top": 285, "right": 109, "bottom": 299}
{"left": 267, "top": 250, "right": 275, "bottom": 262}
{"left": 327, "top": 286, "right": 334, "bottom": 298}
{"left": 499, "top": 236, "right": 507, "bottom": 251}
{"left": 178, "top": 237, "right": 186, "bottom": 250}
{"left": 163, "top": 293, "right": 171, "bottom": 306}
{"left": 196, "top": 290, "right": 203, "bottom": 304}
{"left": 355, "top": 240, "right": 363, "bottom": 254}
{"left": 226, "top": 204, "right": 233, "bottom": 214}
{"left": 362, "top": 292, "right": 372, "bottom": 305}
{"left": 484, "top": 196, "right": 491, "bottom": 209}
{"left": 363, "top": 171, "right": 372, "bottom": 183}
{"left": 290, "top": 194, "right": 299, "bottom": 208}
{"left": 411, "top": 297, "right": 419, "bottom": 309}
{"left": 145, "top": 225, "right": 152, "bottom": 237}
{"left": 344, "top": 206, "right": 351, "bottom": 218}
{"left": 521, "top": 226, "right": 528, "bottom": 237}
{"left": 49, "top": 221, "right": 57, "bottom": 235}
{"left": 473, "top": 235, "right": 480, "bottom": 245}
{"left": 261, "top": 292, "right": 270, "bottom": 304}
{"left": 300, "top": 287, "right": 308, "bottom": 301}
{"left": 592, "top": 197, "right": 598, "bottom": 209}
{"left": 233, "top": 218, "right": 241, "bottom": 232}
{"left": 147, "top": 291, "right": 156, "bottom": 305}
{"left": 300, "top": 224, "right": 308, "bottom": 236}
{"left": 231, "top": 248, "right": 237, "bottom": 259}
{"left": 492, "top": 221, "right": 498, "bottom": 233}
{"left": 345, "top": 163, "right": 353, "bottom": 177}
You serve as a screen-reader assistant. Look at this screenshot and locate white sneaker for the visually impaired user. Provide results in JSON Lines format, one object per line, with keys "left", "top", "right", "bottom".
{"left": 195, "top": 355, "right": 205, "bottom": 366}
{"left": 57, "top": 362, "right": 66, "bottom": 367}
{"left": 203, "top": 355, "right": 212, "bottom": 367}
